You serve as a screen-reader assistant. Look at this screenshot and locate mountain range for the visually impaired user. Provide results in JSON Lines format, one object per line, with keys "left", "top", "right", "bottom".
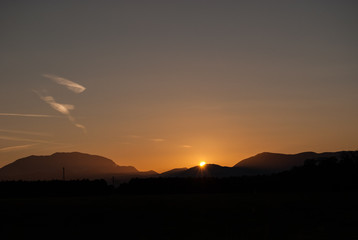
{"left": 0, "top": 152, "right": 156, "bottom": 182}
{"left": 0, "top": 151, "right": 357, "bottom": 181}
{"left": 160, "top": 151, "right": 358, "bottom": 178}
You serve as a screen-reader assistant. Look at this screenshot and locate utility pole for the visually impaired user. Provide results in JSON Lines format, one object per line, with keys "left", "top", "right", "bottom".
{"left": 63, "top": 167, "right": 65, "bottom": 181}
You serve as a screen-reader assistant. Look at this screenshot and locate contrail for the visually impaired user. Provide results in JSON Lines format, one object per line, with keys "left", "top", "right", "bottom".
{"left": 0, "top": 129, "right": 51, "bottom": 137}
{"left": 43, "top": 74, "right": 86, "bottom": 93}
{"left": 0, "top": 113, "right": 59, "bottom": 118}
{"left": 0, "top": 144, "right": 36, "bottom": 152}
{"left": 0, "top": 135, "right": 54, "bottom": 144}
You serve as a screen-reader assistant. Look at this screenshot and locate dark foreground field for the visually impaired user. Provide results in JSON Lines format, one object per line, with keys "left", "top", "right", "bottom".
{"left": 1, "top": 192, "right": 357, "bottom": 240}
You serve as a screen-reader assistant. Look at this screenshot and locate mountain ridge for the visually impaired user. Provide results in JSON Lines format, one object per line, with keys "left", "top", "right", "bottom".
{"left": 0, "top": 152, "right": 152, "bottom": 181}
{"left": 233, "top": 151, "right": 358, "bottom": 172}
{"left": 161, "top": 150, "right": 358, "bottom": 178}
{"left": 1, "top": 150, "right": 357, "bottom": 181}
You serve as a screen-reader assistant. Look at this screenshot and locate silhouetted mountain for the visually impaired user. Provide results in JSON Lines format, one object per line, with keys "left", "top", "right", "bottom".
{"left": 2, "top": 151, "right": 357, "bottom": 181}
{"left": 233, "top": 151, "right": 358, "bottom": 173}
{"left": 0, "top": 152, "right": 152, "bottom": 181}
{"left": 161, "top": 164, "right": 258, "bottom": 178}
{"left": 121, "top": 153, "right": 358, "bottom": 194}
{"left": 160, "top": 167, "right": 188, "bottom": 177}
{"left": 140, "top": 170, "right": 158, "bottom": 175}
{"left": 160, "top": 151, "right": 358, "bottom": 178}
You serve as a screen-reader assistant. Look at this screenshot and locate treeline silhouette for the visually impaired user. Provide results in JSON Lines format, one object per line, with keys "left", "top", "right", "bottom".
{"left": 1, "top": 154, "right": 357, "bottom": 197}
{"left": 0, "top": 179, "right": 111, "bottom": 197}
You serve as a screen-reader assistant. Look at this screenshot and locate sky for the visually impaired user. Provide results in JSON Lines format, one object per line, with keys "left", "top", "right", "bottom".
{"left": 1, "top": 0, "right": 357, "bottom": 172}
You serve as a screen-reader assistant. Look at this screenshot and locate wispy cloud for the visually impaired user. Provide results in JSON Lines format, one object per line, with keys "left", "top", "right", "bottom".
{"left": 38, "top": 94, "right": 75, "bottom": 117}
{"left": 74, "top": 123, "right": 87, "bottom": 134}
{"left": 150, "top": 138, "right": 165, "bottom": 142}
{"left": 0, "top": 144, "right": 36, "bottom": 152}
{"left": 34, "top": 91, "right": 86, "bottom": 133}
{"left": 0, "top": 129, "right": 51, "bottom": 137}
{"left": 0, "top": 135, "right": 54, "bottom": 144}
{"left": 0, "top": 113, "right": 59, "bottom": 118}
{"left": 126, "top": 135, "right": 168, "bottom": 143}
{"left": 43, "top": 74, "right": 86, "bottom": 93}
{"left": 181, "top": 145, "right": 193, "bottom": 148}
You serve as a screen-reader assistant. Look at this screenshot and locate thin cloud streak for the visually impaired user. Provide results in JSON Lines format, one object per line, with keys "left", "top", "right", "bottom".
{"left": 37, "top": 94, "right": 75, "bottom": 117}
{"left": 0, "top": 129, "right": 51, "bottom": 137}
{"left": 126, "top": 135, "right": 168, "bottom": 143}
{"left": 0, "top": 144, "right": 36, "bottom": 152}
{"left": 150, "top": 138, "right": 165, "bottom": 142}
{"left": 34, "top": 91, "right": 86, "bottom": 133}
{"left": 74, "top": 123, "right": 87, "bottom": 134}
{"left": 0, "top": 135, "right": 55, "bottom": 144}
{"left": 0, "top": 113, "right": 59, "bottom": 118}
{"left": 181, "top": 145, "right": 193, "bottom": 148}
{"left": 43, "top": 74, "right": 86, "bottom": 93}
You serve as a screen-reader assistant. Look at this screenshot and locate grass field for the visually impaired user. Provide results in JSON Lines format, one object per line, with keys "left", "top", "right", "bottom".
{"left": 0, "top": 192, "right": 357, "bottom": 240}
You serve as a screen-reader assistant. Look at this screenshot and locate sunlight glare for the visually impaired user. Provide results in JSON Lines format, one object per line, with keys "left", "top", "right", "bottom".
{"left": 199, "top": 161, "right": 206, "bottom": 167}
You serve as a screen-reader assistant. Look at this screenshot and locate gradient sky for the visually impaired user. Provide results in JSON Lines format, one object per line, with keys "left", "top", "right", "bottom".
{"left": 1, "top": 0, "right": 357, "bottom": 172}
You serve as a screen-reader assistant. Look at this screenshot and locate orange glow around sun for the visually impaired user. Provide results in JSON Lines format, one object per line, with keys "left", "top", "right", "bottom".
{"left": 199, "top": 161, "right": 206, "bottom": 167}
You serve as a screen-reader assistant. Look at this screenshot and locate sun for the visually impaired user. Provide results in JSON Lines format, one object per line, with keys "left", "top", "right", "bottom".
{"left": 199, "top": 161, "right": 206, "bottom": 167}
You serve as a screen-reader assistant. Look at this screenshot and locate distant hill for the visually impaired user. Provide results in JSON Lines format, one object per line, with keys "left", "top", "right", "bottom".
{"left": 2, "top": 151, "right": 357, "bottom": 181}
{"left": 161, "top": 151, "right": 358, "bottom": 178}
{"left": 234, "top": 151, "right": 358, "bottom": 173}
{"left": 160, "top": 164, "right": 258, "bottom": 178}
{"left": 0, "top": 152, "right": 157, "bottom": 181}
{"left": 160, "top": 168, "right": 188, "bottom": 177}
{"left": 122, "top": 152, "right": 358, "bottom": 194}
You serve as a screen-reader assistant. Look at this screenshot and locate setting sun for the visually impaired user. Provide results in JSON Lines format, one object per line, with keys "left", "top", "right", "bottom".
{"left": 199, "top": 161, "right": 206, "bottom": 167}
